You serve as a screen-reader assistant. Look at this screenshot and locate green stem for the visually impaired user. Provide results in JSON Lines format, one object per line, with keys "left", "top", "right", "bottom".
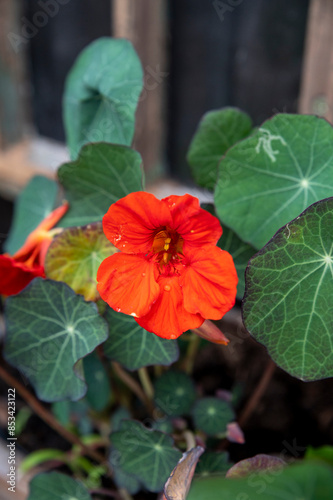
{"left": 138, "top": 367, "right": 154, "bottom": 400}
{"left": 184, "top": 333, "right": 201, "bottom": 375}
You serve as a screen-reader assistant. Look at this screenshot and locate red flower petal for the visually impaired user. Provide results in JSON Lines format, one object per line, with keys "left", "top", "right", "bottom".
{"left": 103, "top": 192, "right": 172, "bottom": 253}
{"left": 135, "top": 275, "right": 204, "bottom": 339}
{"left": 97, "top": 252, "right": 160, "bottom": 317}
{"left": 180, "top": 246, "right": 237, "bottom": 319}
{"left": 0, "top": 254, "right": 44, "bottom": 296}
{"left": 13, "top": 202, "right": 68, "bottom": 261}
{"left": 162, "top": 194, "right": 222, "bottom": 249}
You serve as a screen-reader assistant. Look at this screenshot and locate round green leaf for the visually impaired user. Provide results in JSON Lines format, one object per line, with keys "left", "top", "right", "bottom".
{"left": 215, "top": 114, "right": 333, "bottom": 249}
{"left": 83, "top": 351, "right": 111, "bottom": 411}
{"left": 192, "top": 397, "right": 235, "bottom": 436}
{"left": 110, "top": 420, "right": 182, "bottom": 493}
{"left": 154, "top": 371, "right": 197, "bottom": 417}
{"left": 28, "top": 471, "right": 92, "bottom": 500}
{"left": 104, "top": 308, "right": 179, "bottom": 370}
{"left": 45, "top": 222, "right": 117, "bottom": 301}
{"left": 4, "top": 176, "right": 58, "bottom": 255}
{"left": 243, "top": 198, "right": 333, "bottom": 381}
{"left": 187, "top": 462, "right": 333, "bottom": 500}
{"left": 195, "top": 452, "right": 232, "bottom": 477}
{"left": 188, "top": 108, "right": 252, "bottom": 190}
{"left": 58, "top": 142, "right": 144, "bottom": 227}
{"left": 4, "top": 278, "right": 109, "bottom": 402}
{"left": 63, "top": 38, "right": 143, "bottom": 159}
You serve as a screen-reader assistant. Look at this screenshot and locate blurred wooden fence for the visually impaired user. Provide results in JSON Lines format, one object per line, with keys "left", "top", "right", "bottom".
{"left": 1, "top": 0, "right": 333, "bottom": 198}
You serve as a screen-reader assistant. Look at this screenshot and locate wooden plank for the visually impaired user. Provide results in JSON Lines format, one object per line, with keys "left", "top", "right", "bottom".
{"left": 298, "top": 0, "right": 333, "bottom": 120}
{"left": 0, "top": 0, "right": 29, "bottom": 149}
{"left": 112, "top": 0, "right": 167, "bottom": 179}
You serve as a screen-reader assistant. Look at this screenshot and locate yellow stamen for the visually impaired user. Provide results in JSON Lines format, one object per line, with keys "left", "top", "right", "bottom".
{"left": 164, "top": 237, "right": 171, "bottom": 251}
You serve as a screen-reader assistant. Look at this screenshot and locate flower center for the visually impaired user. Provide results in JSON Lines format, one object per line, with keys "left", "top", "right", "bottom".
{"left": 152, "top": 228, "right": 183, "bottom": 267}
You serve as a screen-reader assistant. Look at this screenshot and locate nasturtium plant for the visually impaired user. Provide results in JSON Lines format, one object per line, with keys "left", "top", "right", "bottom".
{"left": 4, "top": 278, "right": 108, "bottom": 401}
{"left": 215, "top": 114, "right": 333, "bottom": 249}
{"left": 188, "top": 108, "right": 253, "bottom": 190}
{"left": 63, "top": 38, "right": 143, "bottom": 159}
{"left": 2, "top": 33, "right": 333, "bottom": 500}
{"left": 58, "top": 143, "right": 144, "bottom": 227}
{"left": 243, "top": 197, "right": 333, "bottom": 381}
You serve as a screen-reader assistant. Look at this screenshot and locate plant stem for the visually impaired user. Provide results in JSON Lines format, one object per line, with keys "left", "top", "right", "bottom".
{"left": 238, "top": 358, "right": 276, "bottom": 427}
{"left": 112, "top": 362, "right": 153, "bottom": 414}
{"left": 183, "top": 430, "right": 196, "bottom": 451}
{"left": 0, "top": 364, "right": 107, "bottom": 466}
{"left": 183, "top": 333, "right": 201, "bottom": 374}
{"left": 138, "top": 367, "right": 154, "bottom": 400}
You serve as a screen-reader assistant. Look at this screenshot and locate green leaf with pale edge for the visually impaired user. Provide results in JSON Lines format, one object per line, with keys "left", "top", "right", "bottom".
{"left": 45, "top": 222, "right": 117, "bottom": 301}
{"left": 104, "top": 308, "right": 179, "bottom": 370}
{"left": 188, "top": 108, "right": 252, "bottom": 190}
{"left": 4, "top": 278, "right": 108, "bottom": 402}
{"left": 215, "top": 114, "right": 333, "bottom": 249}
{"left": 83, "top": 351, "right": 111, "bottom": 411}
{"left": 4, "top": 176, "right": 58, "bottom": 255}
{"left": 154, "top": 371, "right": 196, "bottom": 416}
{"left": 110, "top": 420, "right": 182, "bottom": 492}
{"left": 192, "top": 397, "right": 235, "bottom": 436}
{"left": 187, "top": 462, "right": 333, "bottom": 500}
{"left": 58, "top": 142, "right": 144, "bottom": 227}
{"left": 243, "top": 198, "right": 333, "bottom": 381}
{"left": 28, "top": 471, "right": 92, "bottom": 500}
{"left": 195, "top": 452, "right": 232, "bottom": 477}
{"left": 63, "top": 38, "right": 143, "bottom": 159}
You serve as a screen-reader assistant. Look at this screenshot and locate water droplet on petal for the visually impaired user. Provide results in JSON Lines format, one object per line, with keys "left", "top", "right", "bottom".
{"left": 142, "top": 272, "right": 146, "bottom": 277}
{"left": 164, "top": 285, "right": 171, "bottom": 292}
{"left": 170, "top": 334, "right": 177, "bottom": 339}
{"left": 116, "top": 307, "right": 121, "bottom": 312}
{"left": 130, "top": 312, "right": 138, "bottom": 318}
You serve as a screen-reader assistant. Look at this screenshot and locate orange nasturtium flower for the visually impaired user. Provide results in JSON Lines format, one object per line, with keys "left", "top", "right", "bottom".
{"left": 97, "top": 192, "right": 238, "bottom": 339}
{"left": 0, "top": 203, "right": 68, "bottom": 296}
